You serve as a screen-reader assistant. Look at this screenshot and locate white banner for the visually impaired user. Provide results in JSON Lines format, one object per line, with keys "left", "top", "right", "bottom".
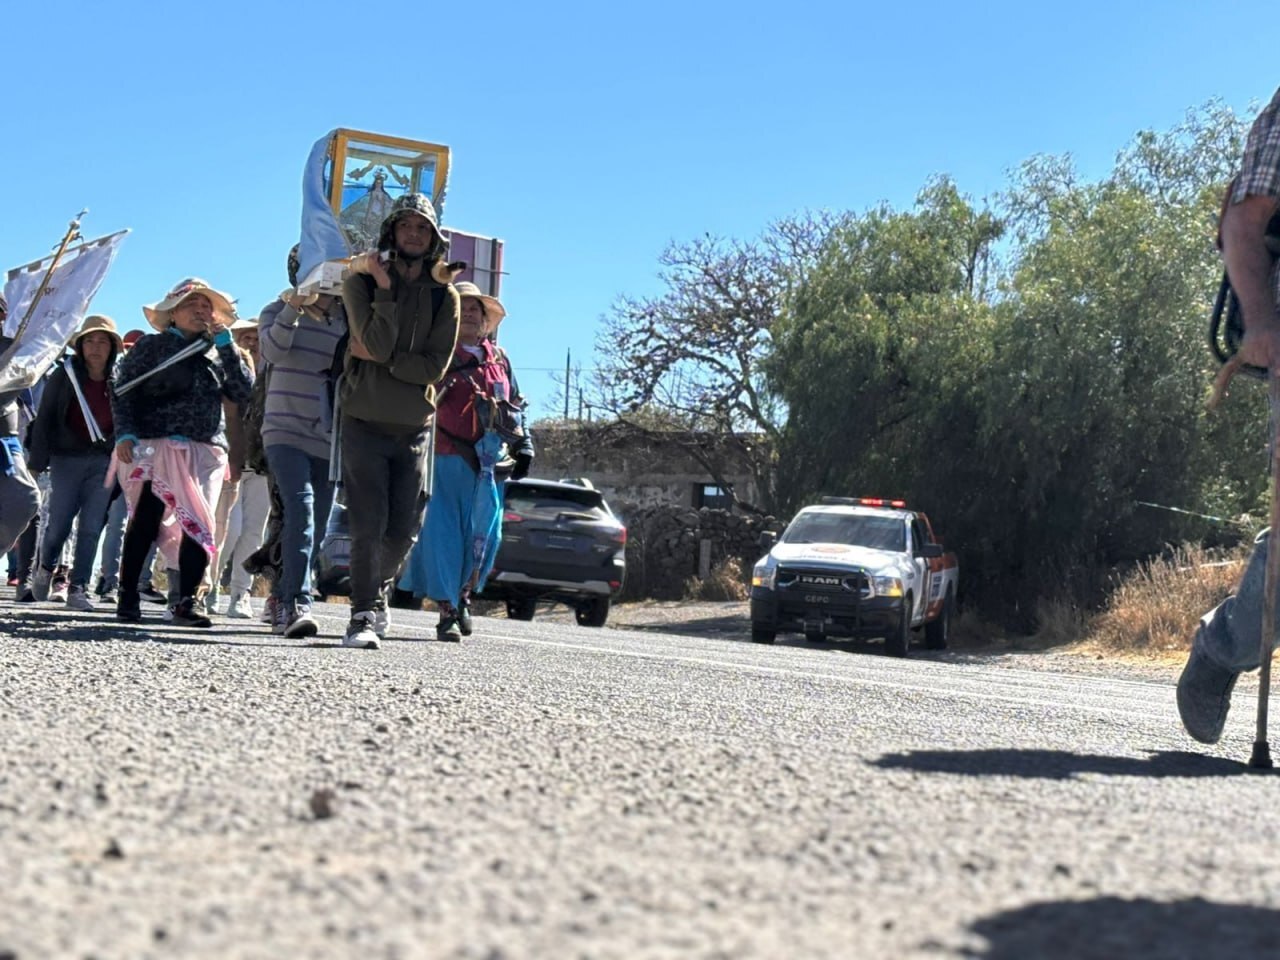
{"left": 0, "top": 229, "right": 129, "bottom": 393}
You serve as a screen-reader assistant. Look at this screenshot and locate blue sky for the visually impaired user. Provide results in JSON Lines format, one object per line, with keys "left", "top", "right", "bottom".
{"left": 2, "top": 1, "right": 1275, "bottom": 416}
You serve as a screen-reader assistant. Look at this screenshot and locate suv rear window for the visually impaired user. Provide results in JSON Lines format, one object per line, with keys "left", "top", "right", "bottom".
{"left": 505, "top": 484, "right": 609, "bottom": 518}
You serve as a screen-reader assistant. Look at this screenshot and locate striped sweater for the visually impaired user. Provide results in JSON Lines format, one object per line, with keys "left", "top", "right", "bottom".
{"left": 257, "top": 298, "right": 348, "bottom": 460}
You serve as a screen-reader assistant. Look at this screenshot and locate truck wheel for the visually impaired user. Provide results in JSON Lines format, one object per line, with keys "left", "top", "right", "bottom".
{"left": 925, "top": 590, "right": 953, "bottom": 650}
{"left": 574, "top": 597, "right": 610, "bottom": 627}
{"left": 886, "top": 598, "right": 912, "bottom": 657}
{"left": 751, "top": 625, "right": 776, "bottom": 644}
{"left": 803, "top": 628, "right": 824, "bottom": 643}
{"left": 506, "top": 598, "right": 537, "bottom": 621}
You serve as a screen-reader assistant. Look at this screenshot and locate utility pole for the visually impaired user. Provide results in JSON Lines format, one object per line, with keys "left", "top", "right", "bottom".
{"left": 564, "top": 348, "right": 571, "bottom": 421}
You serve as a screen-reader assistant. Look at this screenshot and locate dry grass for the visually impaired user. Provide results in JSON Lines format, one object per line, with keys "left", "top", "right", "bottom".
{"left": 1079, "top": 542, "right": 1249, "bottom": 658}
{"left": 684, "top": 558, "right": 750, "bottom": 602}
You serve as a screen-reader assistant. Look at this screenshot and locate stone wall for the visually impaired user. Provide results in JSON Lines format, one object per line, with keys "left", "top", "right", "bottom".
{"left": 621, "top": 505, "right": 785, "bottom": 601}
{"left": 530, "top": 425, "right": 761, "bottom": 514}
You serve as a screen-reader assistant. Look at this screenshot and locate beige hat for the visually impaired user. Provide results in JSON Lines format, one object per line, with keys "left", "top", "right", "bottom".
{"left": 142, "top": 277, "right": 236, "bottom": 332}
{"left": 454, "top": 281, "right": 507, "bottom": 329}
{"left": 230, "top": 314, "right": 258, "bottom": 330}
{"left": 71, "top": 314, "right": 123, "bottom": 351}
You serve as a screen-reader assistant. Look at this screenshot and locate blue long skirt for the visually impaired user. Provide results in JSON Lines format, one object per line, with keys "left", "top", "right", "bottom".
{"left": 398, "top": 452, "right": 502, "bottom": 605}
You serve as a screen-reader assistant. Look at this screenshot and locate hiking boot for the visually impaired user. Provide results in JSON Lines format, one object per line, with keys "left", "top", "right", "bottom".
{"left": 171, "top": 597, "right": 213, "bottom": 629}
{"left": 226, "top": 592, "right": 254, "bottom": 619}
{"left": 284, "top": 602, "right": 319, "bottom": 640}
{"left": 16, "top": 585, "right": 35, "bottom": 603}
{"left": 260, "top": 595, "right": 278, "bottom": 625}
{"left": 50, "top": 567, "right": 69, "bottom": 603}
{"left": 457, "top": 600, "right": 473, "bottom": 637}
{"left": 436, "top": 615, "right": 462, "bottom": 643}
{"left": 116, "top": 591, "right": 142, "bottom": 623}
{"left": 343, "top": 611, "right": 380, "bottom": 649}
{"left": 139, "top": 584, "right": 167, "bottom": 605}
{"left": 1177, "top": 643, "right": 1240, "bottom": 745}
{"left": 66, "top": 585, "right": 96, "bottom": 612}
{"left": 30, "top": 566, "right": 52, "bottom": 602}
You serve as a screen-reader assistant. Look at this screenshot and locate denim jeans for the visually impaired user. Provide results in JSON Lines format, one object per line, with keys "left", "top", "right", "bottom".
{"left": 98, "top": 485, "right": 128, "bottom": 589}
{"left": 0, "top": 442, "right": 39, "bottom": 556}
{"left": 340, "top": 417, "right": 429, "bottom": 614}
{"left": 1198, "top": 529, "right": 1280, "bottom": 673}
{"left": 39, "top": 452, "right": 113, "bottom": 587}
{"left": 265, "top": 444, "right": 334, "bottom": 607}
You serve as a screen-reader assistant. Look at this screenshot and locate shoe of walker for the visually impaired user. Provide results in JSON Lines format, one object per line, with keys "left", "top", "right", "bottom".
{"left": 50, "top": 568, "right": 69, "bottom": 603}
{"left": 66, "top": 585, "right": 96, "bottom": 612}
{"left": 284, "top": 603, "right": 319, "bottom": 640}
{"left": 343, "top": 611, "right": 380, "bottom": 649}
{"left": 30, "top": 566, "right": 52, "bottom": 602}
{"left": 1177, "top": 643, "right": 1240, "bottom": 745}
{"left": 171, "top": 597, "right": 213, "bottom": 629}
{"left": 457, "top": 601, "right": 473, "bottom": 637}
{"left": 436, "top": 616, "right": 462, "bottom": 643}
{"left": 226, "top": 592, "right": 254, "bottom": 619}
{"left": 116, "top": 591, "right": 143, "bottom": 623}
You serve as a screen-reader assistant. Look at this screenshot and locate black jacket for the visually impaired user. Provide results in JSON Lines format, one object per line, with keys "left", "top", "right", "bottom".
{"left": 27, "top": 357, "right": 115, "bottom": 472}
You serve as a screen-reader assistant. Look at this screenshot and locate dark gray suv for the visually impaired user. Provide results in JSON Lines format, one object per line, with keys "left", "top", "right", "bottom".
{"left": 480, "top": 479, "right": 626, "bottom": 626}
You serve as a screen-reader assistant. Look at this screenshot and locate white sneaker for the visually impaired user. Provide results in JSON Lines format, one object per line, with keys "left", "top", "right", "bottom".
{"left": 50, "top": 571, "right": 69, "bottom": 603}
{"left": 66, "top": 585, "right": 96, "bottom": 611}
{"left": 226, "top": 592, "right": 253, "bottom": 619}
{"left": 375, "top": 605, "right": 390, "bottom": 639}
{"left": 30, "top": 567, "right": 52, "bottom": 602}
{"left": 343, "top": 611, "right": 380, "bottom": 649}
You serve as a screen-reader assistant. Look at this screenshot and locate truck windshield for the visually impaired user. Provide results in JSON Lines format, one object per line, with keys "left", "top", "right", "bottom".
{"left": 782, "top": 513, "right": 905, "bottom": 551}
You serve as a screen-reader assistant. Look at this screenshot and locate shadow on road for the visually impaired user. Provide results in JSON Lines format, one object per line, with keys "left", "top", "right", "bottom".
{"left": 961, "top": 896, "right": 1280, "bottom": 959}
{"left": 871, "top": 747, "right": 1249, "bottom": 779}
{"left": 0, "top": 606, "right": 281, "bottom": 647}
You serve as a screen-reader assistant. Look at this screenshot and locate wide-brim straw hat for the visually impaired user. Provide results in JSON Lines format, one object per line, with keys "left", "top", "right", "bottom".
{"left": 230, "top": 314, "right": 258, "bottom": 331}
{"left": 71, "top": 314, "right": 123, "bottom": 351}
{"left": 454, "top": 281, "right": 507, "bottom": 328}
{"left": 142, "top": 277, "right": 236, "bottom": 332}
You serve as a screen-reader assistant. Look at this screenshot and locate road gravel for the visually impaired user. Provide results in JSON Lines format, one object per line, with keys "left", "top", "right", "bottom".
{"left": 2, "top": 595, "right": 1278, "bottom": 959}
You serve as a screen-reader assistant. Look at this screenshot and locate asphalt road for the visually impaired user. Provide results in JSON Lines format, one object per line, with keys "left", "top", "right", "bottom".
{"left": 3, "top": 596, "right": 1279, "bottom": 959}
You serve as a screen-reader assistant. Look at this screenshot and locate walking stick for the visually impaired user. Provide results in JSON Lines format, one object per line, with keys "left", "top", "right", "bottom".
{"left": 1250, "top": 372, "right": 1280, "bottom": 768}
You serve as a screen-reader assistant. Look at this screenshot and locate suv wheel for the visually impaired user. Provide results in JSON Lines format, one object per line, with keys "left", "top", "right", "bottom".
{"left": 574, "top": 597, "right": 610, "bottom": 627}
{"left": 750, "top": 625, "right": 776, "bottom": 644}
{"left": 506, "top": 598, "right": 537, "bottom": 621}
{"left": 886, "top": 597, "right": 912, "bottom": 657}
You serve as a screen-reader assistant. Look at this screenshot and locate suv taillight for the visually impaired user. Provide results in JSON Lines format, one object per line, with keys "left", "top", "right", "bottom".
{"left": 610, "top": 526, "right": 627, "bottom": 545}
{"left": 503, "top": 511, "right": 523, "bottom": 523}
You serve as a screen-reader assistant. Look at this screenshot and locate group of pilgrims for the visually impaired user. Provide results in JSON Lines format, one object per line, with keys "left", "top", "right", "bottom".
{"left": 0, "top": 192, "right": 533, "bottom": 648}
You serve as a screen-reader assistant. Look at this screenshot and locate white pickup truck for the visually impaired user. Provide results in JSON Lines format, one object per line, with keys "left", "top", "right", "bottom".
{"left": 749, "top": 497, "right": 959, "bottom": 656}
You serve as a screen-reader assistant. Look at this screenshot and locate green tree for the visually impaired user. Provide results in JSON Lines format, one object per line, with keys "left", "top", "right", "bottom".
{"left": 590, "top": 212, "right": 842, "bottom": 513}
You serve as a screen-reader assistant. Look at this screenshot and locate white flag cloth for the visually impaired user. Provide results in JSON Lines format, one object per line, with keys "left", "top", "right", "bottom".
{"left": 0, "top": 229, "right": 128, "bottom": 393}
{"left": 297, "top": 130, "right": 352, "bottom": 291}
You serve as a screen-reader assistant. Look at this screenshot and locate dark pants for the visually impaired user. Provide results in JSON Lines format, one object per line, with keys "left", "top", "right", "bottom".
{"left": 120, "top": 482, "right": 209, "bottom": 601}
{"left": 340, "top": 416, "right": 429, "bottom": 615}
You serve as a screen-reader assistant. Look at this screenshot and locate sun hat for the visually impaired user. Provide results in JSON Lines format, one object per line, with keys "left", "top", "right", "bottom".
{"left": 142, "top": 277, "right": 236, "bottom": 332}
{"left": 454, "top": 281, "right": 507, "bottom": 328}
{"left": 71, "top": 314, "right": 123, "bottom": 351}
{"left": 376, "top": 193, "right": 444, "bottom": 256}
{"left": 231, "top": 314, "right": 259, "bottom": 331}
